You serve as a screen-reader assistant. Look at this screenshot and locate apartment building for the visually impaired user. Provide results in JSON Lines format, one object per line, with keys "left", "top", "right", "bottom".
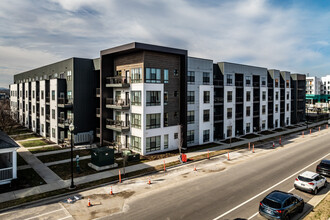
{"left": 97, "top": 42, "right": 187, "bottom": 155}
{"left": 291, "top": 74, "right": 306, "bottom": 123}
{"left": 306, "top": 75, "right": 330, "bottom": 105}
{"left": 187, "top": 57, "right": 214, "bottom": 146}
{"left": 10, "top": 58, "right": 97, "bottom": 144}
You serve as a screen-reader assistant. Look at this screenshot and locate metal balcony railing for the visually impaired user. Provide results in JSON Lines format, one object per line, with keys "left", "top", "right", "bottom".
{"left": 106, "top": 119, "right": 130, "bottom": 132}
{"left": 214, "top": 97, "right": 224, "bottom": 103}
{"left": 106, "top": 98, "right": 130, "bottom": 109}
{"left": 106, "top": 76, "right": 130, "bottom": 86}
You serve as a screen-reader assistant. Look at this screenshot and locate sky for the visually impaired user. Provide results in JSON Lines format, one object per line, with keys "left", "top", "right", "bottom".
{"left": 1, "top": 0, "right": 330, "bottom": 88}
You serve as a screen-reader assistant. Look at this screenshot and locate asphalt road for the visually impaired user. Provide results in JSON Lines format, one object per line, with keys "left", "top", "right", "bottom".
{"left": 105, "top": 132, "right": 330, "bottom": 220}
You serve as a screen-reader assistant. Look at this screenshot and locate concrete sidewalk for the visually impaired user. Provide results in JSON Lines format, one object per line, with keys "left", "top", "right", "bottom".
{"left": 0, "top": 121, "right": 328, "bottom": 204}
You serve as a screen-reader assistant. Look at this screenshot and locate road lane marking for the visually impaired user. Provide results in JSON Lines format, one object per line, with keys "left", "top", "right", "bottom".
{"left": 24, "top": 208, "right": 64, "bottom": 220}
{"left": 212, "top": 152, "right": 330, "bottom": 220}
{"left": 58, "top": 216, "right": 72, "bottom": 220}
{"left": 247, "top": 188, "right": 295, "bottom": 220}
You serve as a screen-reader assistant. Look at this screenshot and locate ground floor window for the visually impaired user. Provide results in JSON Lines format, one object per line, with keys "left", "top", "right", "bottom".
{"left": 146, "top": 136, "right": 161, "bottom": 153}
{"left": 227, "top": 126, "right": 232, "bottom": 137}
{"left": 262, "top": 120, "right": 266, "bottom": 129}
{"left": 203, "top": 130, "right": 210, "bottom": 143}
{"left": 187, "top": 130, "right": 194, "bottom": 144}
{"left": 164, "top": 134, "right": 168, "bottom": 149}
{"left": 52, "top": 128, "right": 56, "bottom": 138}
{"left": 131, "top": 136, "right": 141, "bottom": 152}
{"left": 246, "top": 123, "right": 250, "bottom": 133}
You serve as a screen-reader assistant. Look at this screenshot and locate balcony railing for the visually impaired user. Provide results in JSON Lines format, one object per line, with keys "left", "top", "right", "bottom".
{"left": 46, "top": 97, "right": 50, "bottom": 103}
{"left": 253, "top": 82, "right": 260, "bottom": 87}
{"left": 253, "top": 111, "right": 259, "bottom": 116}
{"left": 96, "top": 108, "right": 100, "bottom": 117}
{"left": 106, "top": 119, "right": 130, "bottom": 132}
{"left": 253, "top": 96, "right": 260, "bottom": 101}
{"left": 0, "top": 167, "right": 13, "bottom": 181}
{"left": 106, "top": 98, "right": 130, "bottom": 110}
{"left": 235, "top": 81, "right": 244, "bottom": 87}
{"left": 58, "top": 98, "right": 73, "bottom": 108}
{"left": 214, "top": 97, "right": 224, "bottom": 103}
{"left": 96, "top": 88, "right": 100, "bottom": 97}
{"left": 106, "top": 76, "right": 130, "bottom": 88}
{"left": 46, "top": 114, "right": 50, "bottom": 121}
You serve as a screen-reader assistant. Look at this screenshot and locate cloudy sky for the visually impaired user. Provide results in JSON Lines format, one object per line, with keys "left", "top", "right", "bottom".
{"left": 1, "top": 0, "right": 330, "bottom": 88}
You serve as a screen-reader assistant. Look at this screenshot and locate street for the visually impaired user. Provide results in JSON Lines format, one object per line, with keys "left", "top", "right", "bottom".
{"left": 1, "top": 128, "right": 329, "bottom": 220}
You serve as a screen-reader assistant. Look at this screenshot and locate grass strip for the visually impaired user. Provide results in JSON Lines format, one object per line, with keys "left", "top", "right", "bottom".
{"left": 20, "top": 140, "right": 49, "bottom": 148}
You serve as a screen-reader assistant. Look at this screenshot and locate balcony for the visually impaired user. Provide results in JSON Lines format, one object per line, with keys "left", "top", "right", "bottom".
{"left": 96, "top": 88, "right": 100, "bottom": 97}
{"left": 46, "top": 114, "right": 50, "bottom": 122}
{"left": 253, "top": 96, "right": 260, "bottom": 102}
{"left": 235, "top": 81, "right": 244, "bottom": 87}
{"left": 236, "top": 97, "right": 243, "bottom": 103}
{"left": 36, "top": 96, "right": 40, "bottom": 103}
{"left": 214, "top": 114, "right": 223, "bottom": 122}
{"left": 253, "top": 111, "right": 259, "bottom": 117}
{"left": 58, "top": 117, "right": 69, "bottom": 128}
{"left": 96, "top": 108, "right": 100, "bottom": 117}
{"left": 106, "top": 98, "right": 130, "bottom": 110}
{"left": 106, "top": 76, "right": 130, "bottom": 88}
{"left": 58, "top": 98, "right": 73, "bottom": 108}
{"left": 106, "top": 119, "right": 130, "bottom": 132}
{"left": 96, "top": 128, "right": 100, "bottom": 138}
{"left": 214, "top": 97, "right": 224, "bottom": 104}
{"left": 235, "top": 112, "right": 243, "bottom": 119}
{"left": 46, "top": 97, "right": 50, "bottom": 104}
{"left": 253, "top": 82, "right": 260, "bottom": 87}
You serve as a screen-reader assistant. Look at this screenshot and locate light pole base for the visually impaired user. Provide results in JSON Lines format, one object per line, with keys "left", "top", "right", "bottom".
{"left": 69, "top": 185, "right": 76, "bottom": 190}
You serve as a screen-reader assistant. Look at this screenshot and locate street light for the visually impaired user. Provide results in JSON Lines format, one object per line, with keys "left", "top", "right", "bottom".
{"left": 69, "top": 123, "right": 75, "bottom": 189}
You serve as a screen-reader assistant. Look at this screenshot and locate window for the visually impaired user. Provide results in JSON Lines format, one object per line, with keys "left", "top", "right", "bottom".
{"left": 262, "top": 120, "right": 266, "bottom": 129}
{"left": 287, "top": 92, "right": 289, "bottom": 100}
{"left": 174, "top": 91, "right": 179, "bottom": 97}
{"left": 262, "top": 91, "right": 266, "bottom": 101}
{"left": 146, "top": 91, "right": 161, "bottom": 106}
{"left": 246, "top": 91, "right": 251, "bottom": 101}
{"left": 226, "top": 74, "right": 233, "bottom": 85}
{"left": 227, "top": 91, "right": 232, "bottom": 102}
{"left": 276, "top": 92, "right": 279, "bottom": 100}
{"left": 41, "top": 90, "right": 44, "bottom": 99}
{"left": 174, "top": 69, "right": 179, "bottom": 76}
{"left": 131, "top": 114, "right": 141, "bottom": 129}
{"left": 131, "top": 136, "right": 141, "bottom": 152}
{"left": 286, "top": 117, "right": 289, "bottom": 125}
{"left": 203, "top": 110, "right": 210, "bottom": 122}
{"left": 246, "top": 76, "right": 251, "bottom": 86}
{"left": 275, "top": 104, "right": 279, "bottom": 113}
{"left": 52, "top": 109, "right": 55, "bottom": 119}
{"left": 275, "top": 78, "right": 279, "bottom": 87}
{"left": 164, "top": 92, "right": 168, "bottom": 105}
{"left": 287, "top": 103, "right": 289, "bottom": 111}
{"left": 131, "top": 68, "right": 142, "bottom": 83}
{"left": 52, "top": 128, "right": 56, "bottom": 138}
{"left": 246, "top": 106, "right": 250, "bottom": 116}
{"left": 187, "top": 130, "right": 194, "bottom": 144}
{"left": 204, "top": 91, "right": 210, "bottom": 103}
{"left": 67, "top": 91, "right": 72, "bottom": 100}
{"left": 261, "top": 76, "right": 266, "bottom": 86}
{"left": 227, "top": 108, "right": 232, "bottom": 119}
{"left": 187, "top": 111, "right": 195, "bottom": 124}
{"left": 33, "top": 105, "right": 35, "bottom": 113}
{"left": 174, "top": 133, "right": 178, "bottom": 139}
{"left": 246, "top": 123, "right": 251, "bottom": 133}
{"left": 286, "top": 80, "right": 290, "bottom": 88}
{"left": 203, "top": 130, "right": 210, "bottom": 143}
{"left": 164, "top": 69, "right": 169, "bottom": 83}
{"left": 131, "top": 91, "right": 141, "bottom": 105}
{"left": 262, "top": 105, "right": 266, "bottom": 114}
{"left": 146, "top": 114, "right": 161, "bottom": 129}
{"left": 227, "top": 126, "right": 232, "bottom": 137}
{"left": 67, "top": 70, "right": 72, "bottom": 81}
{"left": 146, "top": 68, "right": 161, "bottom": 83}
{"left": 203, "top": 72, "right": 210, "bottom": 85}
{"left": 33, "top": 91, "right": 35, "bottom": 99}
{"left": 187, "top": 71, "right": 195, "bottom": 84}
{"left": 146, "top": 136, "right": 161, "bottom": 152}
{"left": 41, "top": 107, "right": 44, "bottom": 116}
{"left": 164, "top": 113, "right": 168, "bottom": 127}
{"left": 187, "top": 91, "right": 194, "bottom": 104}
{"left": 164, "top": 134, "right": 169, "bottom": 149}
{"left": 33, "top": 120, "right": 35, "bottom": 128}
{"left": 41, "top": 124, "right": 44, "bottom": 132}
{"left": 275, "top": 119, "right": 278, "bottom": 127}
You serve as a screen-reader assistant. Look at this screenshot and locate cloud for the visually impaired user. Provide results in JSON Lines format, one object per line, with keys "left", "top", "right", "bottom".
{"left": 1, "top": 0, "right": 330, "bottom": 87}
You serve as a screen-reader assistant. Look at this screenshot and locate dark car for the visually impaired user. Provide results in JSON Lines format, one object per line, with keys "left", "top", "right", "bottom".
{"left": 259, "top": 190, "right": 304, "bottom": 220}
{"left": 316, "top": 159, "right": 330, "bottom": 176}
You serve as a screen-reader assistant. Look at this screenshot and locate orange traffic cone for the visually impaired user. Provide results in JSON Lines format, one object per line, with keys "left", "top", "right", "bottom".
{"left": 148, "top": 178, "right": 151, "bottom": 185}
{"left": 227, "top": 152, "right": 230, "bottom": 161}
{"left": 252, "top": 144, "right": 255, "bottom": 153}
{"left": 194, "top": 165, "right": 197, "bottom": 171}
{"left": 110, "top": 186, "right": 113, "bottom": 195}
{"left": 87, "top": 197, "right": 91, "bottom": 207}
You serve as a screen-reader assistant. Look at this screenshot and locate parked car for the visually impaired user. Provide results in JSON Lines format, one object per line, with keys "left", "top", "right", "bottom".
{"left": 259, "top": 190, "right": 304, "bottom": 220}
{"left": 316, "top": 159, "right": 330, "bottom": 176}
{"left": 294, "top": 171, "right": 327, "bottom": 194}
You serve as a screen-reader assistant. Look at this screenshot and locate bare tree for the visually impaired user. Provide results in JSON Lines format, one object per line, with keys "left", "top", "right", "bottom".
{"left": 0, "top": 99, "right": 15, "bottom": 133}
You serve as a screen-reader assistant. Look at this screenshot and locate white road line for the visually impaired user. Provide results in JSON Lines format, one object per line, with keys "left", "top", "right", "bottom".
{"left": 58, "top": 216, "right": 72, "bottom": 220}
{"left": 24, "top": 208, "right": 63, "bottom": 220}
{"left": 213, "top": 152, "right": 330, "bottom": 220}
{"left": 247, "top": 188, "right": 295, "bottom": 220}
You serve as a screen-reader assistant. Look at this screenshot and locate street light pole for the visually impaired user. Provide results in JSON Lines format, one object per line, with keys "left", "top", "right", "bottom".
{"left": 69, "top": 123, "right": 75, "bottom": 189}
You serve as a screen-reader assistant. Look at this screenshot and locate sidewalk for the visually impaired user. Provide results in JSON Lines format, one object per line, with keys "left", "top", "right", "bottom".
{"left": 0, "top": 121, "right": 327, "bottom": 204}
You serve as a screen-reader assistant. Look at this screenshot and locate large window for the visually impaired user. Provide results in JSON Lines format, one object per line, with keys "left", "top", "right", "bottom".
{"left": 146, "top": 114, "right": 161, "bottom": 129}
{"left": 275, "top": 78, "right": 279, "bottom": 87}
{"left": 131, "top": 114, "right": 141, "bottom": 129}
{"left": 261, "top": 76, "right": 266, "bottom": 86}
{"left": 203, "top": 72, "right": 210, "bottom": 85}
{"left": 164, "top": 69, "right": 169, "bottom": 83}
{"left": 227, "top": 108, "right": 232, "bottom": 119}
{"left": 187, "top": 111, "right": 195, "bottom": 124}
{"left": 67, "top": 70, "right": 72, "bottom": 81}
{"left": 286, "top": 80, "right": 290, "bottom": 88}
{"left": 131, "top": 68, "right": 142, "bottom": 83}
{"left": 204, "top": 91, "right": 210, "bottom": 103}
{"left": 52, "top": 128, "right": 56, "bottom": 138}
{"left": 67, "top": 91, "right": 72, "bottom": 100}
{"left": 164, "top": 113, "right": 168, "bottom": 127}
{"left": 146, "top": 68, "right": 161, "bottom": 83}
{"left": 187, "top": 71, "right": 195, "bottom": 84}
{"left": 275, "top": 104, "right": 279, "bottom": 113}
{"left": 246, "top": 76, "right": 251, "bottom": 86}
{"left": 203, "top": 109, "right": 210, "bottom": 122}
{"left": 41, "top": 90, "right": 44, "bottom": 99}
{"left": 287, "top": 103, "right": 289, "bottom": 111}
{"left": 227, "top": 126, "right": 232, "bottom": 137}
{"left": 164, "top": 92, "right": 168, "bottom": 105}
{"left": 246, "top": 123, "right": 251, "bottom": 133}
{"left": 262, "top": 91, "right": 266, "bottom": 101}
{"left": 52, "top": 109, "right": 55, "bottom": 119}
{"left": 262, "top": 120, "right": 266, "bottom": 129}
{"left": 227, "top": 91, "right": 232, "bottom": 102}
{"left": 262, "top": 105, "right": 266, "bottom": 114}
{"left": 203, "top": 130, "right": 210, "bottom": 143}
{"left": 146, "top": 91, "right": 161, "bottom": 106}
{"left": 131, "top": 91, "right": 141, "bottom": 105}
{"left": 164, "top": 134, "right": 168, "bottom": 149}
{"left": 131, "top": 136, "right": 141, "bottom": 152}
{"left": 246, "top": 91, "right": 251, "bottom": 101}
{"left": 41, "top": 107, "right": 44, "bottom": 116}
{"left": 226, "top": 74, "right": 233, "bottom": 85}
{"left": 246, "top": 106, "right": 250, "bottom": 116}
{"left": 52, "top": 90, "right": 55, "bottom": 100}
{"left": 187, "top": 91, "right": 194, "bottom": 104}
{"left": 187, "top": 130, "right": 194, "bottom": 144}
{"left": 276, "top": 92, "right": 279, "bottom": 100}
{"left": 146, "top": 136, "right": 161, "bottom": 153}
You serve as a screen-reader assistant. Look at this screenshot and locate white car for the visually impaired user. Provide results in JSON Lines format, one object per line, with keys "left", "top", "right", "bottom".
{"left": 294, "top": 171, "right": 327, "bottom": 194}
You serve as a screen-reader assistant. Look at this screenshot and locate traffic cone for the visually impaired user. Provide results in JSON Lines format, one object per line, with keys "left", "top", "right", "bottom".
{"left": 207, "top": 150, "right": 210, "bottom": 159}
{"left": 279, "top": 137, "right": 281, "bottom": 145}
{"left": 110, "top": 186, "right": 113, "bottom": 195}
{"left": 163, "top": 160, "right": 166, "bottom": 172}
{"left": 319, "top": 126, "right": 320, "bottom": 131}
{"left": 119, "top": 170, "right": 121, "bottom": 183}
{"left": 87, "top": 197, "right": 91, "bottom": 207}
{"left": 273, "top": 142, "right": 275, "bottom": 148}
{"left": 194, "top": 165, "right": 197, "bottom": 171}
{"left": 252, "top": 144, "right": 255, "bottom": 153}
{"left": 227, "top": 152, "right": 230, "bottom": 161}
{"left": 310, "top": 129, "right": 311, "bottom": 134}
{"left": 148, "top": 178, "right": 151, "bottom": 185}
